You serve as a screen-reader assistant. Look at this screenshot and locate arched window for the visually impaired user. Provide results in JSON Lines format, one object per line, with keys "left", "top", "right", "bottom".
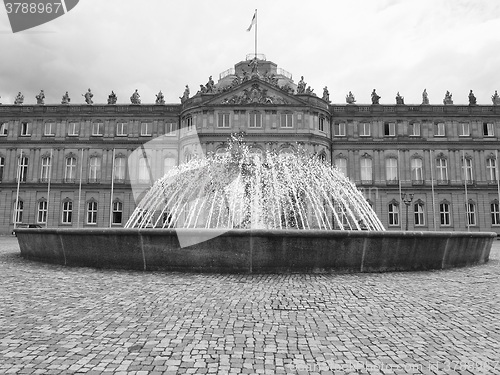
{"left": 89, "top": 156, "right": 101, "bottom": 182}
{"left": 114, "top": 157, "right": 126, "bottom": 181}
{"left": 414, "top": 200, "right": 425, "bottom": 226}
{"left": 13, "top": 200, "right": 23, "bottom": 223}
{"left": 65, "top": 156, "right": 77, "bottom": 182}
{"left": 335, "top": 157, "right": 347, "bottom": 177}
{"left": 17, "top": 155, "right": 28, "bottom": 182}
{"left": 385, "top": 157, "right": 398, "bottom": 183}
{"left": 360, "top": 157, "right": 372, "bottom": 183}
{"left": 411, "top": 157, "right": 423, "bottom": 183}
{"left": 462, "top": 156, "right": 474, "bottom": 183}
{"left": 388, "top": 201, "right": 399, "bottom": 226}
{"left": 466, "top": 201, "right": 476, "bottom": 226}
{"left": 138, "top": 157, "right": 150, "bottom": 182}
{"left": 40, "top": 155, "right": 51, "bottom": 182}
{"left": 486, "top": 156, "right": 497, "bottom": 182}
{"left": 436, "top": 157, "right": 448, "bottom": 183}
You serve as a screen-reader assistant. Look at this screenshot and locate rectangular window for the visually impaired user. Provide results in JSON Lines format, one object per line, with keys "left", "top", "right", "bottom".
{"left": 335, "top": 158, "right": 347, "bottom": 177}
{"left": 388, "top": 203, "right": 399, "bottom": 226}
{"left": 40, "top": 157, "right": 51, "bottom": 182}
{"left": 410, "top": 123, "right": 420, "bottom": 137}
{"left": 318, "top": 117, "right": 325, "bottom": 132}
{"left": 360, "top": 122, "right": 370, "bottom": 137}
{"left": 37, "top": 200, "right": 48, "bottom": 224}
{"left": 436, "top": 159, "right": 448, "bottom": 182}
{"left": 14, "top": 200, "right": 23, "bottom": 223}
{"left": 334, "top": 123, "right": 346, "bottom": 136}
{"left": 384, "top": 122, "right": 396, "bottom": 136}
{"left": 21, "top": 122, "right": 30, "bottom": 136}
{"left": 87, "top": 201, "right": 98, "bottom": 224}
{"left": 217, "top": 113, "right": 230, "bottom": 128}
{"left": 487, "top": 158, "right": 497, "bottom": 182}
{"left": 385, "top": 158, "right": 398, "bottom": 182}
{"left": 92, "top": 122, "right": 103, "bottom": 136}
{"left": 249, "top": 112, "right": 262, "bottom": 128}
{"left": 360, "top": 158, "right": 372, "bottom": 182}
{"left": 0, "top": 122, "right": 8, "bottom": 136}
{"left": 114, "top": 157, "right": 126, "bottom": 181}
{"left": 185, "top": 117, "right": 193, "bottom": 131}
{"left": 112, "top": 201, "right": 123, "bottom": 225}
{"left": 411, "top": 158, "right": 423, "bottom": 182}
{"left": 483, "top": 122, "right": 495, "bottom": 137}
{"left": 116, "top": 122, "right": 127, "bottom": 136}
{"left": 165, "top": 122, "right": 177, "bottom": 135}
{"left": 0, "top": 157, "right": 4, "bottom": 182}
{"left": 491, "top": 202, "right": 500, "bottom": 226}
{"left": 18, "top": 156, "right": 28, "bottom": 182}
{"left": 44, "top": 122, "right": 55, "bottom": 136}
{"left": 414, "top": 203, "right": 425, "bottom": 226}
{"left": 440, "top": 203, "right": 450, "bottom": 226}
{"left": 65, "top": 157, "right": 77, "bottom": 182}
{"left": 89, "top": 157, "right": 101, "bottom": 182}
{"left": 68, "top": 122, "right": 79, "bottom": 136}
{"left": 467, "top": 203, "right": 476, "bottom": 226}
{"left": 459, "top": 122, "right": 470, "bottom": 136}
{"left": 62, "top": 201, "right": 72, "bottom": 224}
{"left": 140, "top": 122, "right": 151, "bottom": 136}
{"left": 280, "top": 113, "right": 293, "bottom": 128}
{"left": 462, "top": 158, "right": 473, "bottom": 182}
{"left": 435, "top": 122, "right": 445, "bottom": 136}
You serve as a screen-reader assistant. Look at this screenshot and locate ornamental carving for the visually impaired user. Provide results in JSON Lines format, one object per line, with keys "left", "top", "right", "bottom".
{"left": 219, "top": 83, "right": 288, "bottom": 105}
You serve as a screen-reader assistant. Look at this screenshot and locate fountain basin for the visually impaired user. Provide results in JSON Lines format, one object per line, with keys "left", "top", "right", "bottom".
{"left": 15, "top": 228, "right": 495, "bottom": 273}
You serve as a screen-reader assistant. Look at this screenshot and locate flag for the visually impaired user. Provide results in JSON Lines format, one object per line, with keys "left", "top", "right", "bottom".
{"left": 246, "top": 10, "right": 256, "bottom": 32}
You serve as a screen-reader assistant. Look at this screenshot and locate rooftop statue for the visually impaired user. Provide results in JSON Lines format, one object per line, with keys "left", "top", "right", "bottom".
{"left": 205, "top": 76, "right": 215, "bottom": 93}
{"left": 248, "top": 57, "right": 259, "bottom": 75}
{"left": 130, "top": 89, "right": 141, "bottom": 104}
{"left": 296, "top": 76, "right": 306, "bottom": 94}
{"left": 346, "top": 91, "right": 356, "bottom": 104}
{"left": 156, "top": 91, "right": 165, "bottom": 105}
{"left": 492, "top": 90, "right": 500, "bottom": 105}
{"left": 371, "top": 89, "right": 381, "bottom": 105}
{"left": 107, "top": 91, "right": 117, "bottom": 105}
{"left": 422, "top": 89, "right": 429, "bottom": 105}
{"left": 241, "top": 69, "right": 250, "bottom": 82}
{"left": 395, "top": 92, "right": 404, "bottom": 105}
{"left": 61, "top": 91, "right": 70, "bottom": 104}
{"left": 180, "top": 85, "right": 190, "bottom": 103}
{"left": 199, "top": 84, "right": 207, "bottom": 94}
{"left": 322, "top": 86, "right": 330, "bottom": 103}
{"left": 14, "top": 92, "right": 24, "bottom": 105}
{"left": 36, "top": 90, "right": 45, "bottom": 105}
{"left": 443, "top": 90, "right": 453, "bottom": 105}
{"left": 305, "top": 86, "right": 315, "bottom": 96}
{"left": 468, "top": 90, "right": 477, "bottom": 105}
{"left": 83, "top": 88, "right": 93, "bottom": 105}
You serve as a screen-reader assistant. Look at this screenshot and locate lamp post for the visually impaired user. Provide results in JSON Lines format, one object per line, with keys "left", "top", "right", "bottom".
{"left": 401, "top": 193, "right": 414, "bottom": 231}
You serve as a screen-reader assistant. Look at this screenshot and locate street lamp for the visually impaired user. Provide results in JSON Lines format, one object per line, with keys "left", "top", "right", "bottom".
{"left": 401, "top": 193, "right": 414, "bottom": 231}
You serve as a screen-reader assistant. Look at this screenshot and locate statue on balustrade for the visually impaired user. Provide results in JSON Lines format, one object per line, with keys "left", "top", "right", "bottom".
{"left": 371, "top": 89, "right": 381, "bottom": 105}
{"left": 305, "top": 86, "right": 315, "bottom": 96}
{"left": 130, "top": 89, "right": 141, "bottom": 104}
{"left": 83, "top": 89, "right": 93, "bottom": 105}
{"left": 14, "top": 92, "right": 24, "bottom": 105}
{"left": 346, "top": 91, "right": 356, "bottom": 104}
{"left": 296, "top": 76, "right": 306, "bottom": 94}
{"left": 248, "top": 57, "right": 258, "bottom": 75}
{"left": 205, "top": 76, "right": 215, "bottom": 93}
{"left": 322, "top": 86, "right": 330, "bottom": 103}
{"left": 155, "top": 91, "right": 165, "bottom": 105}
{"left": 36, "top": 90, "right": 45, "bottom": 105}
{"left": 180, "top": 85, "right": 190, "bottom": 103}
{"left": 443, "top": 90, "right": 453, "bottom": 105}
{"left": 61, "top": 91, "right": 70, "bottom": 104}
{"left": 468, "top": 90, "right": 477, "bottom": 105}
{"left": 107, "top": 91, "right": 117, "bottom": 105}
{"left": 492, "top": 90, "right": 500, "bottom": 105}
{"left": 395, "top": 92, "right": 404, "bottom": 105}
{"left": 422, "top": 89, "right": 429, "bottom": 105}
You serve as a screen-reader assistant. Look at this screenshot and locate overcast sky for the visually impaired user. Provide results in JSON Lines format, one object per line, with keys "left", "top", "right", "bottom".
{"left": 1, "top": 0, "right": 499, "bottom": 106}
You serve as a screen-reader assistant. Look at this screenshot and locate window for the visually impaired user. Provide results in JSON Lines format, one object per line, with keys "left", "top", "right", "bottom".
{"left": 44, "top": 122, "right": 55, "bottom": 136}
{"left": 360, "top": 158, "right": 372, "bottom": 182}
{"left": 40, "top": 156, "right": 51, "bottom": 182}
{"left": 459, "top": 122, "right": 470, "bottom": 136}
{"left": 467, "top": 202, "right": 476, "bottom": 226}
{"left": 185, "top": 116, "right": 193, "bottom": 131}
{"left": 360, "top": 122, "right": 370, "bottom": 136}
{"left": 87, "top": 200, "right": 98, "bottom": 224}
{"left": 164, "top": 157, "right": 176, "bottom": 174}
{"left": 14, "top": 200, "right": 23, "bottom": 223}
{"left": 65, "top": 157, "right": 77, "bottom": 182}
{"left": 67, "top": 122, "right": 79, "bottom": 136}
{"left": 388, "top": 203, "right": 400, "bottom": 226}
{"left": 138, "top": 157, "right": 150, "bottom": 182}
{"left": 89, "top": 156, "right": 101, "bottom": 182}
{"left": 334, "top": 122, "right": 346, "bottom": 136}
{"left": 0, "top": 122, "right": 7, "bottom": 136}
{"left": 489, "top": 201, "right": 500, "bottom": 226}
{"left": 318, "top": 117, "right": 325, "bottom": 132}
{"left": 21, "top": 122, "right": 30, "bottom": 136}
{"left": 18, "top": 156, "right": 28, "bottom": 182}
{"left": 435, "top": 122, "right": 445, "bottom": 136}
{"left": 140, "top": 122, "right": 151, "bottom": 136}
{"left": 0, "top": 156, "right": 4, "bottom": 182}
{"left": 116, "top": 122, "right": 127, "bottom": 136}
{"left": 487, "top": 158, "right": 497, "bottom": 182}
{"left": 409, "top": 123, "right": 420, "bottom": 136}
{"left": 384, "top": 122, "right": 396, "bottom": 136}
{"left": 436, "top": 158, "right": 448, "bottom": 183}
{"left": 411, "top": 158, "right": 423, "bottom": 182}
{"left": 483, "top": 122, "right": 494, "bottom": 137}
{"left": 37, "top": 200, "right": 48, "bottom": 224}
{"left": 114, "top": 157, "right": 126, "bottom": 181}
{"left": 335, "top": 158, "right": 347, "bottom": 177}
{"left": 440, "top": 202, "right": 451, "bottom": 226}
{"left": 385, "top": 158, "right": 398, "bottom": 183}
{"left": 92, "top": 122, "right": 103, "bottom": 136}
{"left": 217, "top": 113, "right": 230, "bottom": 128}
{"left": 462, "top": 157, "right": 473, "bottom": 182}
{"left": 112, "top": 200, "right": 123, "bottom": 225}
{"left": 280, "top": 113, "right": 293, "bottom": 128}
{"left": 62, "top": 200, "right": 72, "bottom": 224}
{"left": 165, "top": 122, "right": 177, "bottom": 135}
{"left": 414, "top": 202, "right": 425, "bottom": 226}
{"left": 249, "top": 112, "right": 262, "bottom": 128}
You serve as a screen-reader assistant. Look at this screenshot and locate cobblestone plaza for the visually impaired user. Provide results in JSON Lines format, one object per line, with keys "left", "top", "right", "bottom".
{"left": 1, "top": 237, "right": 499, "bottom": 374}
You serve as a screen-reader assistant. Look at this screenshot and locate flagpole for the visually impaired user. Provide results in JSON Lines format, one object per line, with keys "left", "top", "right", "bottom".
{"left": 46, "top": 148, "right": 53, "bottom": 228}
{"left": 254, "top": 9, "right": 257, "bottom": 58}
{"left": 14, "top": 149, "right": 22, "bottom": 229}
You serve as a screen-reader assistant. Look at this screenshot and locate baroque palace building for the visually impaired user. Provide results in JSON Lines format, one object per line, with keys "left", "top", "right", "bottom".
{"left": 1, "top": 55, "right": 500, "bottom": 235}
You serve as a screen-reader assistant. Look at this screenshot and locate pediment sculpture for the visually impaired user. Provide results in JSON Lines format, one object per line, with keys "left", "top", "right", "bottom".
{"left": 218, "top": 83, "right": 289, "bottom": 105}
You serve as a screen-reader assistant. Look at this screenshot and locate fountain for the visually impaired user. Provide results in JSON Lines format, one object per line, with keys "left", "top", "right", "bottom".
{"left": 16, "top": 136, "right": 495, "bottom": 273}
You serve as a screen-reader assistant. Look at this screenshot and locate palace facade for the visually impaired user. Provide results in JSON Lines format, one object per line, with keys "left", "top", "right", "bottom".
{"left": 1, "top": 55, "right": 500, "bottom": 235}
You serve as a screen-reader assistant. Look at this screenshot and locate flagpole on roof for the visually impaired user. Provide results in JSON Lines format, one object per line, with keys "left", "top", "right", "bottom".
{"left": 254, "top": 9, "right": 257, "bottom": 58}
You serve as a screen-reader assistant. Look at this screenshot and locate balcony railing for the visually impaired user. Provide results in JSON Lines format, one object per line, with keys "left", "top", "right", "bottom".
{"left": 412, "top": 179, "right": 424, "bottom": 186}
{"left": 436, "top": 179, "right": 449, "bottom": 185}
{"left": 386, "top": 180, "right": 399, "bottom": 186}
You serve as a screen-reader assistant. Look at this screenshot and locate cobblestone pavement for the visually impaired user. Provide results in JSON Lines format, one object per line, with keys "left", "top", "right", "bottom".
{"left": 1, "top": 237, "right": 499, "bottom": 375}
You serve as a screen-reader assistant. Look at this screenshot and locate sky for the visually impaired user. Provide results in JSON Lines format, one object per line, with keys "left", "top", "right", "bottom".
{"left": 1, "top": 0, "right": 499, "bottom": 106}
